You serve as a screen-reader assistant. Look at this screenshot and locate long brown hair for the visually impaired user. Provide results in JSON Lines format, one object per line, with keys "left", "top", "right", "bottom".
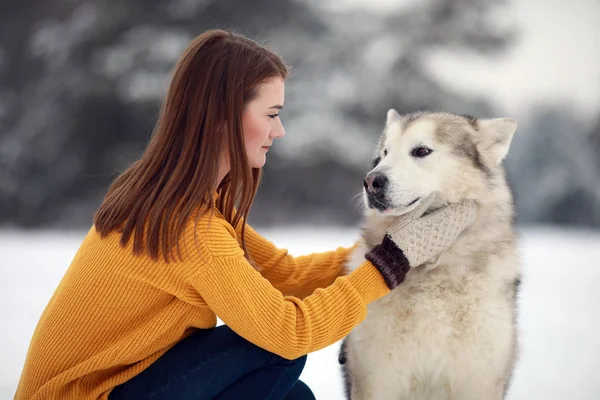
{"left": 94, "top": 30, "right": 288, "bottom": 262}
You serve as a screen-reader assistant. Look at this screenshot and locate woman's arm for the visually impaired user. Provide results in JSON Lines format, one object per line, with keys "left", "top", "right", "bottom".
{"left": 188, "top": 218, "right": 389, "bottom": 360}
{"left": 238, "top": 223, "right": 357, "bottom": 298}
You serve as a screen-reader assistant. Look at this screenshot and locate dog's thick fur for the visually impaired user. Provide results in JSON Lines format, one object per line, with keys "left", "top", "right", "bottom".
{"left": 341, "top": 110, "right": 521, "bottom": 400}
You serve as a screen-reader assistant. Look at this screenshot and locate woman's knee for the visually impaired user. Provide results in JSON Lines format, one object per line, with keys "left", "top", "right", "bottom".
{"left": 272, "top": 353, "right": 306, "bottom": 365}
{"left": 285, "top": 380, "right": 316, "bottom": 400}
{"left": 214, "top": 326, "right": 307, "bottom": 376}
{"left": 289, "top": 354, "right": 307, "bottom": 372}
{"left": 270, "top": 353, "right": 307, "bottom": 378}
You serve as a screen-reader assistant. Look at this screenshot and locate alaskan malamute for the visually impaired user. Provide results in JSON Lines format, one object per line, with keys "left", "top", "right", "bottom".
{"left": 341, "top": 110, "right": 521, "bottom": 400}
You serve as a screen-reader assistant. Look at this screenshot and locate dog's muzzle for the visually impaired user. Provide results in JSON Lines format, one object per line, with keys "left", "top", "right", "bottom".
{"left": 364, "top": 172, "right": 389, "bottom": 211}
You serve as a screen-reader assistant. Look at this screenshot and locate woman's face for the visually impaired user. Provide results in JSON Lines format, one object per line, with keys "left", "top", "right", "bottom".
{"left": 242, "top": 77, "right": 286, "bottom": 168}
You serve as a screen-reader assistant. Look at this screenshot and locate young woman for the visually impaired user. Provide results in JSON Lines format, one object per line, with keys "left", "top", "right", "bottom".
{"left": 15, "top": 30, "right": 476, "bottom": 400}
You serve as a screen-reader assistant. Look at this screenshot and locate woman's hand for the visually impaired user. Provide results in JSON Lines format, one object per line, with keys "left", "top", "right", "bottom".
{"left": 365, "top": 195, "right": 477, "bottom": 289}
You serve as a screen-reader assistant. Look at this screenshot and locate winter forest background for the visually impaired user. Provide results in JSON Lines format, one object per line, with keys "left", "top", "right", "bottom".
{"left": 1, "top": 0, "right": 600, "bottom": 399}
{"left": 1, "top": 0, "right": 599, "bottom": 229}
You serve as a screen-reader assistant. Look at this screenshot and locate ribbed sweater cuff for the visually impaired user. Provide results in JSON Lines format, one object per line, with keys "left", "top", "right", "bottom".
{"left": 344, "top": 262, "right": 391, "bottom": 303}
{"left": 365, "top": 234, "right": 411, "bottom": 290}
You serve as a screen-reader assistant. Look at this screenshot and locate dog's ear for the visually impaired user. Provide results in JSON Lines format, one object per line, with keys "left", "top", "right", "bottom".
{"left": 386, "top": 109, "right": 402, "bottom": 126}
{"left": 476, "top": 118, "right": 517, "bottom": 165}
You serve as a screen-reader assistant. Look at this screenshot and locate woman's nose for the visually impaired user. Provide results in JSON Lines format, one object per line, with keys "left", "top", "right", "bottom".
{"left": 273, "top": 120, "right": 285, "bottom": 138}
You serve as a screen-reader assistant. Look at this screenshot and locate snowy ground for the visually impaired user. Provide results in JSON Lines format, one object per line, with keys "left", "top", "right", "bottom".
{"left": 1, "top": 226, "right": 599, "bottom": 399}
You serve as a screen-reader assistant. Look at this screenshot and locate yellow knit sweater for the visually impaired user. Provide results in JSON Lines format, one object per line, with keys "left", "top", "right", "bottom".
{"left": 15, "top": 206, "right": 390, "bottom": 400}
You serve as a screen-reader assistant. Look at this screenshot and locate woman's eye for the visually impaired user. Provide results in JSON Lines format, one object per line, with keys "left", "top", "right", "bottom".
{"left": 411, "top": 147, "right": 433, "bottom": 158}
{"left": 268, "top": 114, "right": 279, "bottom": 119}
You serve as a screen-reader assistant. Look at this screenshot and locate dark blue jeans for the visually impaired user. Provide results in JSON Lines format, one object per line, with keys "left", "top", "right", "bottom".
{"left": 108, "top": 325, "right": 316, "bottom": 400}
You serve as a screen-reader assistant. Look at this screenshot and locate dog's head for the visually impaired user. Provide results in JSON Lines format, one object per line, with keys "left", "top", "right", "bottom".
{"left": 363, "top": 110, "right": 517, "bottom": 216}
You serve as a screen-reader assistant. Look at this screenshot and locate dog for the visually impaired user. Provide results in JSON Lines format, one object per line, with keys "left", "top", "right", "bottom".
{"left": 340, "top": 110, "right": 521, "bottom": 400}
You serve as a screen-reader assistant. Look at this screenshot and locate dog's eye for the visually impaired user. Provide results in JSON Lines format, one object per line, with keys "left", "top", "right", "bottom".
{"left": 411, "top": 146, "right": 433, "bottom": 158}
{"left": 372, "top": 156, "right": 381, "bottom": 168}
{"left": 383, "top": 149, "right": 388, "bottom": 156}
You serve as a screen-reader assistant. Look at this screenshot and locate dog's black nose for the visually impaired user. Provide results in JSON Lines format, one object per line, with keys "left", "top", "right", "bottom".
{"left": 363, "top": 172, "right": 388, "bottom": 195}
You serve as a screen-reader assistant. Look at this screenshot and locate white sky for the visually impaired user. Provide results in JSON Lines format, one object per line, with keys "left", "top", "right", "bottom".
{"left": 325, "top": 0, "right": 600, "bottom": 120}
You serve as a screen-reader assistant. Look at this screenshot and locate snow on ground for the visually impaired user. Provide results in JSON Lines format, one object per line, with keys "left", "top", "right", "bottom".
{"left": 1, "top": 226, "right": 599, "bottom": 399}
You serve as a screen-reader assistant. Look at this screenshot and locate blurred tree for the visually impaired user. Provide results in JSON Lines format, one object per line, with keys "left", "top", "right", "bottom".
{"left": 0, "top": 0, "right": 324, "bottom": 227}
{"left": 10, "top": 0, "right": 590, "bottom": 229}
{"left": 507, "top": 106, "right": 600, "bottom": 228}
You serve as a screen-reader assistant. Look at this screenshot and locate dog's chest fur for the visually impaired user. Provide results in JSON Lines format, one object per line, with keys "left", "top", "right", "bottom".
{"left": 343, "top": 211, "right": 520, "bottom": 399}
